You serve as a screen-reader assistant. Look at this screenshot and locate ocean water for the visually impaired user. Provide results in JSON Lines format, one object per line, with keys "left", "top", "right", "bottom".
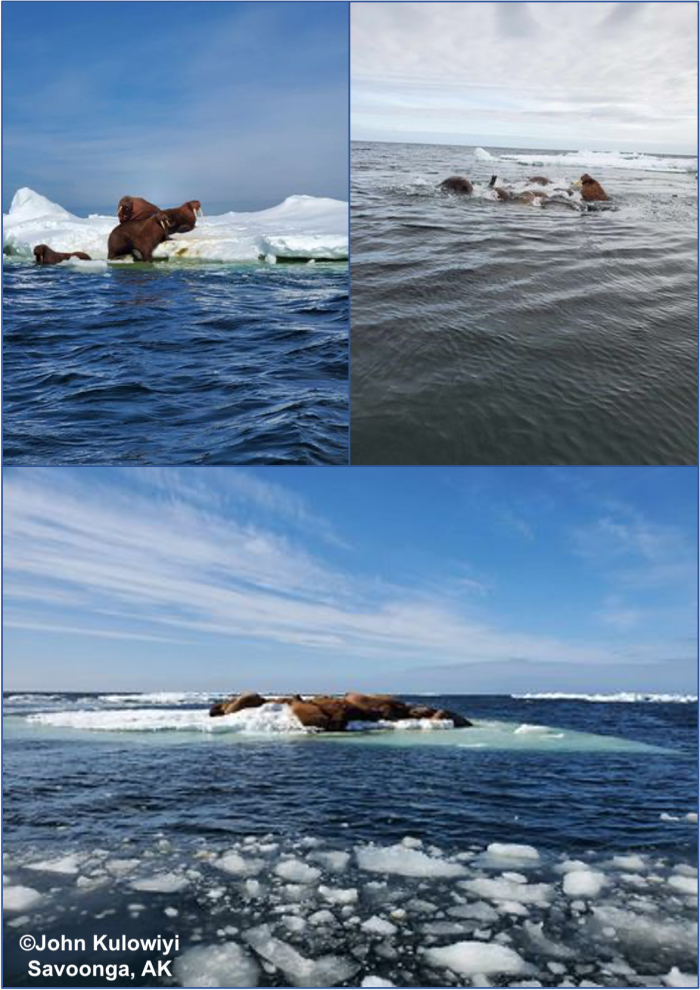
{"left": 2, "top": 260, "right": 348, "bottom": 465}
{"left": 350, "top": 143, "right": 699, "bottom": 465}
{"left": 3, "top": 693, "right": 697, "bottom": 987}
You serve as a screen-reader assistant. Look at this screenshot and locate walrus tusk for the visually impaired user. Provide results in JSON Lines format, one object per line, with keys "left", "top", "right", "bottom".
{"left": 572, "top": 179, "right": 583, "bottom": 189}
{"left": 196, "top": 207, "right": 203, "bottom": 217}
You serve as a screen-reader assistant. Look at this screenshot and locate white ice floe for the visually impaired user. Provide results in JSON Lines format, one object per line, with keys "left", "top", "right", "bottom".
{"left": 361, "top": 977, "right": 395, "bottom": 987}
{"left": 361, "top": 915, "right": 398, "bottom": 936}
{"left": 498, "top": 150, "right": 698, "bottom": 174}
{"left": 274, "top": 859, "right": 321, "bottom": 884}
{"left": 462, "top": 877, "right": 554, "bottom": 906}
{"left": 174, "top": 942, "right": 260, "bottom": 987}
{"left": 513, "top": 693, "right": 698, "bottom": 704}
{"left": 3, "top": 885, "right": 43, "bottom": 912}
{"left": 3, "top": 187, "right": 348, "bottom": 263}
{"left": 424, "top": 941, "right": 526, "bottom": 977}
{"left": 130, "top": 873, "right": 189, "bottom": 893}
{"left": 562, "top": 870, "right": 606, "bottom": 898}
{"left": 663, "top": 967, "right": 699, "bottom": 987}
{"left": 244, "top": 925, "right": 358, "bottom": 987}
{"left": 27, "top": 853, "right": 83, "bottom": 875}
{"left": 356, "top": 843, "right": 466, "bottom": 878}
{"left": 669, "top": 875, "right": 699, "bottom": 896}
{"left": 27, "top": 703, "right": 307, "bottom": 734}
{"left": 216, "top": 852, "right": 265, "bottom": 877}
{"left": 476, "top": 843, "right": 541, "bottom": 870}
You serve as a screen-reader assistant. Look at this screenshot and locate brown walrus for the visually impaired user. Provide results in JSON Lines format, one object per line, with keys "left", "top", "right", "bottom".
{"left": 160, "top": 200, "right": 202, "bottom": 234}
{"left": 439, "top": 176, "right": 474, "bottom": 195}
{"left": 34, "top": 245, "right": 92, "bottom": 265}
{"left": 574, "top": 174, "right": 609, "bottom": 202}
{"left": 117, "top": 196, "right": 161, "bottom": 224}
{"left": 107, "top": 212, "right": 176, "bottom": 262}
{"left": 528, "top": 176, "right": 552, "bottom": 185}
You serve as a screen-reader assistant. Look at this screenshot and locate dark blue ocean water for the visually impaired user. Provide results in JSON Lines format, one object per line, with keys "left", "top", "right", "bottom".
{"left": 350, "top": 142, "right": 698, "bottom": 465}
{"left": 2, "top": 261, "right": 348, "bottom": 465}
{"left": 2, "top": 694, "right": 697, "bottom": 987}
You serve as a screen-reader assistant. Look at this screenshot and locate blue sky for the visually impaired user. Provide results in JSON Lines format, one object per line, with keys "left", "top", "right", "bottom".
{"left": 352, "top": 2, "right": 698, "bottom": 154}
{"left": 3, "top": 467, "right": 697, "bottom": 694}
{"left": 2, "top": 2, "right": 348, "bottom": 214}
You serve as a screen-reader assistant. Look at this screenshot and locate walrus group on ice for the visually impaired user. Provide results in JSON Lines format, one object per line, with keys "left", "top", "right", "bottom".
{"left": 439, "top": 172, "right": 610, "bottom": 207}
{"left": 33, "top": 195, "right": 202, "bottom": 265}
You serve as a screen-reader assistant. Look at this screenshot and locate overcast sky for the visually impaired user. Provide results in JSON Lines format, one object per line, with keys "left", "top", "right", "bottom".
{"left": 3, "top": 467, "right": 696, "bottom": 694}
{"left": 352, "top": 2, "right": 698, "bottom": 153}
{"left": 2, "top": 2, "right": 348, "bottom": 214}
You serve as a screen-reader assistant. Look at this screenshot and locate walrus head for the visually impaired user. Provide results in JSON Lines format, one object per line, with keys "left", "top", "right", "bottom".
{"left": 154, "top": 211, "right": 176, "bottom": 232}
{"left": 117, "top": 196, "right": 134, "bottom": 222}
{"left": 33, "top": 245, "right": 48, "bottom": 263}
{"left": 187, "top": 200, "right": 203, "bottom": 217}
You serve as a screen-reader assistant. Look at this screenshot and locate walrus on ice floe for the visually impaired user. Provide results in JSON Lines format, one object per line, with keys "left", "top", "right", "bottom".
{"left": 107, "top": 212, "right": 177, "bottom": 262}
{"left": 573, "top": 174, "right": 609, "bottom": 202}
{"left": 160, "top": 200, "right": 202, "bottom": 234}
{"left": 34, "top": 245, "right": 92, "bottom": 265}
{"left": 439, "top": 176, "right": 474, "bottom": 195}
{"left": 117, "top": 196, "right": 161, "bottom": 224}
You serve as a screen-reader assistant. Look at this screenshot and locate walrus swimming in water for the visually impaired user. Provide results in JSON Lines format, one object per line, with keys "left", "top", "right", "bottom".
{"left": 574, "top": 174, "right": 609, "bottom": 202}
{"left": 528, "top": 176, "right": 552, "bottom": 186}
{"left": 117, "top": 196, "right": 161, "bottom": 223}
{"left": 34, "top": 245, "right": 92, "bottom": 264}
{"left": 439, "top": 176, "right": 474, "bottom": 195}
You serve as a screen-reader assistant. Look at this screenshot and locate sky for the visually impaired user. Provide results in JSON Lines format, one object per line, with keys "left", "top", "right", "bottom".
{"left": 2, "top": 1, "right": 349, "bottom": 214}
{"left": 3, "top": 466, "right": 697, "bottom": 695}
{"left": 352, "top": 2, "right": 698, "bottom": 153}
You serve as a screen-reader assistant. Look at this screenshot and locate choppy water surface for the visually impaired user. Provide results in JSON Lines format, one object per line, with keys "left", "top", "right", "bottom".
{"left": 3, "top": 261, "right": 348, "bottom": 464}
{"left": 350, "top": 143, "right": 698, "bottom": 465}
{"left": 3, "top": 693, "right": 697, "bottom": 987}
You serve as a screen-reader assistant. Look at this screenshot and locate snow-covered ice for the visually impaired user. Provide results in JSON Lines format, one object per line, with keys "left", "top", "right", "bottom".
{"left": 3, "top": 187, "right": 348, "bottom": 264}
{"left": 424, "top": 940, "right": 527, "bottom": 977}
{"left": 174, "top": 942, "right": 260, "bottom": 987}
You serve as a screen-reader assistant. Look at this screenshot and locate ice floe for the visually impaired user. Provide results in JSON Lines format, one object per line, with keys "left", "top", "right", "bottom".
{"left": 3, "top": 187, "right": 348, "bottom": 264}
{"left": 424, "top": 940, "right": 527, "bottom": 977}
{"left": 496, "top": 150, "right": 698, "bottom": 174}
{"left": 3, "top": 885, "right": 43, "bottom": 912}
{"left": 174, "top": 942, "right": 260, "bottom": 987}
{"left": 513, "top": 693, "right": 698, "bottom": 704}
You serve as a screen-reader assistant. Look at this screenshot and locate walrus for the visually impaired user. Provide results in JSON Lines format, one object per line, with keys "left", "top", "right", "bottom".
{"left": 34, "top": 245, "right": 92, "bottom": 265}
{"left": 574, "top": 174, "right": 609, "bottom": 202}
{"left": 528, "top": 176, "right": 552, "bottom": 185}
{"left": 160, "top": 200, "right": 202, "bottom": 234}
{"left": 439, "top": 176, "right": 473, "bottom": 195}
{"left": 107, "top": 211, "right": 176, "bottom": 262}
{"left": 117, "top": 196, "right": 161, "bottom": 224}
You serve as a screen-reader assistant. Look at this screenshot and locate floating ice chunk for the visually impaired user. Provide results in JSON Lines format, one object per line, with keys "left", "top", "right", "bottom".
{"left": 58, "top": 259, "right": 108, "bottom": 273}
{"left": 361, "top": 915, "right": 397, "bottom": 936}
{"left": 3, "top": 885, "right": 42, "bottom": 912}
{"left": 281, "top": 916, "right": 306, "bottom": 934}
{"left": 244, "top": 925, "right": 358, "bottom": 987}
{"left": 663, "top": 967, "right": 699, "bottom": 987}
{"left": 425, "top": 941, "right": 526, "bottom": 977}
{"left": 310, "top": 850, "right": 350, "bottom": 873}
{"left": 662, "top": 814, "right": 682, "bottom": 822}
{"left": 130, "top": 873, "right": 189, "bottom": 893}
{"left": 478, "top": 843, "right": 540, "bottom": 870}
{"left": 668, "top": 875, "right": 698, "bottom": 896}
{"left": 309, "top": 910, "right": 335, "bottom": 926}
{"left": 449, "top": 901, "right": 499, "bottom": 923}
{"left": 611, "top": 855, "right": 646, "bottom": 871}
{"left": 356, "top": 843, "right": 466, "bottom": 878}
{"left": 27, "top": 853, "right": 83, "bottom": 874}
{"left": 562, "top": 870, "right": 605, "bottom": 898}
{"left": 216, "top": 852, "right": 265, "bottom": 877}
{"left": 498, "top": 900, "right": 530, "bottom": 916}
{"left": 319, "top": 885, "right": 358, "bottom": 905}
{"left": 361, "top": 977, "right": 395, "bottom": 987}
{"left": 274, "top": 859, "right": 321, "bottom": 884}
{"left": 524, "top": 921, "right": 574, "bottom": 959}
{"left": 105, "top": 858, "right": 141, "bottom": 876}
{"left": 174, "top": 942, "right": 260, "bottom": 987}
{"left": 686, "top": 813, "right": 698, "bottom": 824}
{"left": 462, "top": 877, "right": 553, "bottom": 905}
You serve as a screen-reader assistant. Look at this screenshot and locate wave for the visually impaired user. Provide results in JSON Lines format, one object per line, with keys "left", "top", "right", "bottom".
{"left": 2, "top": 187, "right": 348, "bottom": 263}
{"left": 498, "top": 149, "right": 698, "bottom": 174}
{"left": 474, "top": 147, "right": 497, "bottom": 161}
{"left": 512, "top": 692, "right": 698, "bottom": 704}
